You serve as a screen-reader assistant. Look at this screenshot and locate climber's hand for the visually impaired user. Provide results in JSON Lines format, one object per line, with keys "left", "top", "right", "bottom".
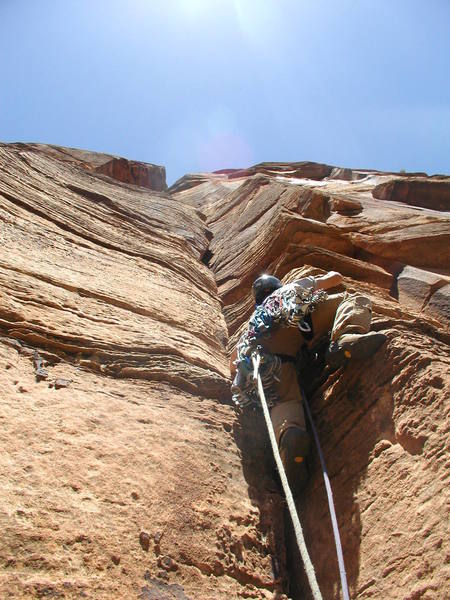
{"left": 315, "top": 271, "right": 343, "bottom": 291}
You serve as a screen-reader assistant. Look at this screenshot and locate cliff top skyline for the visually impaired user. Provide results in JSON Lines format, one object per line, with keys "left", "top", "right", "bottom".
{"left": 1, "top": 0, "right": 449, "bottom": 183}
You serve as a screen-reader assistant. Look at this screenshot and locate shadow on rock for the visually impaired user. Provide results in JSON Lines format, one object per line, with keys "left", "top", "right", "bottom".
{"left": 289, "top": 343, "right": 396, "bottom": 599}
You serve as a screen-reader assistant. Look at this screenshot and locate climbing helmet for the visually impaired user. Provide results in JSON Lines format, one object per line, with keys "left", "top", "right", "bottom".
{"left": 252, "top": 274, "right": 282, "bottom": 305}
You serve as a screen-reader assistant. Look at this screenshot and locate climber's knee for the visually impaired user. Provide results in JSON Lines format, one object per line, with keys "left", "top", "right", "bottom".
{"left": 270, "top": 398, "right": 306, "bottom": 446}
{"left": 279, "top": 426, "right": 311, "bottom": 492}
{"left": 331, "top": 293, "right": 372, "bottom": 341}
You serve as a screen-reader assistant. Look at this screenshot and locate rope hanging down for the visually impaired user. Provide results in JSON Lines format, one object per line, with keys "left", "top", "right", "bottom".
{"left": 251, "top": 354, "right": 323, "bottom": 600}
{"left": 302, "top": 391, "right": 350, "bottom": 600}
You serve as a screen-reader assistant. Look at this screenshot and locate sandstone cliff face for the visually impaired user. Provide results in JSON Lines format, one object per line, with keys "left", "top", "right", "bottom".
{"left": 7, "top": 143, "right": 168, "bottom": 192}
{"left": 0, "top": 143, "right": 448, "bottom": 599}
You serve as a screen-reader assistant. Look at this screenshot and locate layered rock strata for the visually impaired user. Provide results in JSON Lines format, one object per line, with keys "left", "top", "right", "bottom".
{"left": 5, "top": 143, "right": 167, "bottom": 192}
{"left": 171, "top": 165, "right": 450, "bottom": 599}
{"left": 0, "top": 143, "right": 449, "bottom": 599}
{"left": 0, "top": 143, "right": 255, "bottom": 599}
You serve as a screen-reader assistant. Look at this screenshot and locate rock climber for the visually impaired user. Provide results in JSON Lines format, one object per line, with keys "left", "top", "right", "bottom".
{"left": 230, "top": 271, "right": 386, "bottom": 491}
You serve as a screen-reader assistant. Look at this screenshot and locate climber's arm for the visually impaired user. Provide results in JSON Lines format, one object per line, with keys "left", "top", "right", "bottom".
{"left": 314, "top": 271, "right": 343, "bottom": 291}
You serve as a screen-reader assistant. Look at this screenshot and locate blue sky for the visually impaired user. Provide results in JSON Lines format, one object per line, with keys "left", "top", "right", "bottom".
{"left": 1, "top": 0, "right": 449, "bottom": 183}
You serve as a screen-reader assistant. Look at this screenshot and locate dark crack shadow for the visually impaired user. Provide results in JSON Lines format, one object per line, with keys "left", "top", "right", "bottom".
{"left": 201, "top": 248, "right": 214, "bottom": 267}
{"left": 289, "top": 343, "right": 397, "bottom": 599}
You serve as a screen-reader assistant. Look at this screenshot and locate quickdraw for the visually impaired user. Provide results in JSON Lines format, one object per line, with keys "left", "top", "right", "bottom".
{"left": 231, "top": 348, "right": 281, "bottom": 408}
{"left": 232, "top": 281, "right": 328, "bottom": 408}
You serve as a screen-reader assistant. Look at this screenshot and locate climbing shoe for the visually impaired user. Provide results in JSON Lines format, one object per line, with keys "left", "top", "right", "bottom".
{"left": 326, "top": 331, "right": 387, "bottom": 370}
{"left": 279, "top": 427, "right": 311, "bottom": 494}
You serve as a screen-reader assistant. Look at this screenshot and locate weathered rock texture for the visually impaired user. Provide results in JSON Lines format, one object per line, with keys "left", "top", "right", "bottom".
{"left": 6, "top": 143, "right": 168, "bottom": 192}
{"left": 0, "top": 143, "right": 448, "bottom": 599}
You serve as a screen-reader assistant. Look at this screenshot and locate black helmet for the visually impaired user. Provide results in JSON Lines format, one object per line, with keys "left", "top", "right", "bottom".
{"left": 252, "top": 274, "right": 282, "bottom": 305}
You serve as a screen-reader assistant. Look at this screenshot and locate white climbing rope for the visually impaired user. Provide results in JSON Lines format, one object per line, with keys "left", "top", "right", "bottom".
{"left": 251, "top": 353, "right": 323, "bottom": 600}
{"left": 302, "top": 390, "right": 350, "bottom": 600}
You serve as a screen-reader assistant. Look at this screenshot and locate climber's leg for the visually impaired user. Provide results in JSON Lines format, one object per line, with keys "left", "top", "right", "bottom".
{"left": 330, "top": 293, "right": 372, "bottom": 341}
{"left": 278, "top": 426, "right": 310, "bottom": 493}
{"left": 326, "top": 293, "right": 386, "bottom": 368}
{"left": 309, "top": 293, "right": 345, "bottom": 346}
{"left": 270, "top": 364, "right": 310, "bottom": 492}
{"left": 271, "top": 398, "right": 307, "bottom": 447}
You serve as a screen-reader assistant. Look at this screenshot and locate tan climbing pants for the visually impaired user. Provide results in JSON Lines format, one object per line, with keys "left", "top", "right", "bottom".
{"left": 311, "top": 292, "right": 372, "bottom": 344}
{"left": 270, "top": 363, "right": 306, "bottom": 445}
{"left": 269, "top": 292, "right": 372, "bottom": 444}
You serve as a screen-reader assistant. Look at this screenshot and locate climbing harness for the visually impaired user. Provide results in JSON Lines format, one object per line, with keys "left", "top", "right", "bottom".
{"left": 232, "top": 281, "right": 327, "bottom": 408}
{"left": 232, "top": 348, "right": 282, "bottom": 408}
{"left": 251, "top": 352, "right": 351, "bottom": 600}
{"left": 252, "top": 353, "right": 323, "bottom": 600}
{"left": 245, "top": 281, "right": 326, "bottom": 348}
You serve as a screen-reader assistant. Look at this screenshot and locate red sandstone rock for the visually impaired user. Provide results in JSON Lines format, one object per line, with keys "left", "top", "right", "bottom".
{"left": 372, "top": 177, "right": 450, "bottom": 211}
{"left": 95, "top": 156, "right": 167, "bottom": 191}
{"left": 229, "top": 160, "right": 335, "bottom": 180}
{"left": 426, "top": 284, "right": 450, "bottom": 324}
{"left": 4, "top": 142, "right": 167, "bottom": 191}
{"left": 397, "top": 265, "right": 449, "bottom": 317}
{"left": 171, "top": 159, "right": 449, "bottom": 598}
{"left": 0, "top": 145, "right": 448, "bottom": 599}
